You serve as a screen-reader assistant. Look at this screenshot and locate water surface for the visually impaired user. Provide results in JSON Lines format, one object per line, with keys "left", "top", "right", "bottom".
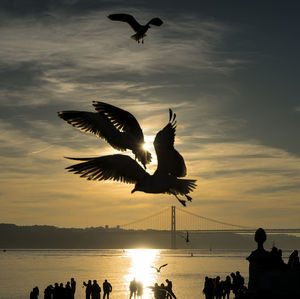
{"left": 0, "top": 249, "right": 251, "bottom": 299}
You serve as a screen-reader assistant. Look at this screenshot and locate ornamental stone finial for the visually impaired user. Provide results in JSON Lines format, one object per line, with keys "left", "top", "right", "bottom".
{"left": 255, "top": 228, "right": 266, "bottom": 250}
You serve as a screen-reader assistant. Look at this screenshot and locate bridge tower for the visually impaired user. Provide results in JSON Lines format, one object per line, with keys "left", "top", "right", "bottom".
{"left": 171, "top": 206, "right": 176, "bottom": 249}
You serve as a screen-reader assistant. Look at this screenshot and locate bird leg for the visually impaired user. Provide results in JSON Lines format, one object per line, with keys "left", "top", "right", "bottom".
{"left": 142, "top": 39, "right": 144, "bottom": 44}
{"left": 174, "top": 194, "right": 186, "bottom": 207}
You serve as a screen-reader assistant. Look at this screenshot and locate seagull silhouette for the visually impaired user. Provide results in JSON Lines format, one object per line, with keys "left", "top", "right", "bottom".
{"left": 186, "top": 231, "right": 190, "bottom": 243}
{"left": 108, "top": 13, "right": 163, "bottom": 43}
{"left": 151, "top": 263, "right": 168, "bottom": 273}
{"left": 178, "top": 231, "right": 190, "bottom": 243}
{"left": 58, "top": 102, "right": 151, "bottom": 168}
{"left": 64, "top": 109, "right": 197, "bottom": 206}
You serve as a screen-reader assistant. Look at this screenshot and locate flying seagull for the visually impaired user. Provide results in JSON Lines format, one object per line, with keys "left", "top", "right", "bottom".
{"left": 154, "top": 109, "right": 187, "bottom": 178}
{"left": 64, "top": 110, "right": 197, "bottom": 206}
{"left": 151, "top": 263, "right": 168, "bottom": 273}
{"left": 108, "top": 13, "right": 163, "bottom": 43}
{"left": 58, "top": 102, "right": 151, "bottom": 168}
{"left": 178, "top": 231, "right": 190, "bottom": 243}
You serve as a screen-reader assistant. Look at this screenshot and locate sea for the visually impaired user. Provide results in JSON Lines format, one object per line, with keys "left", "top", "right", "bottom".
{"left": 0, "top": 248, "right": 290, "bottom": 299}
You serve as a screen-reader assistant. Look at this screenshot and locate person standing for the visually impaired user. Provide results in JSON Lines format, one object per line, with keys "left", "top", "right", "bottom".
{"left": 129, "top": 278, "right": 137, "bottom": 299}
{"left": 103, "top": 279, "right": 112, "bottom": 299}
{"left": 223, "top": 276, "right": 231, "bottom": 299}
{"left": 30, "top": 286, "right": 39, "bottom": 299}
{"left": 165, "top": 279, "right": 176, "bottom": 299}
{"left": 71, "top": 278, "right": 76, "bottom": 299}
{"left": 83, "top": 280, "right": 92, "bottom": 299}
{"left": 136, "top": 281, "right": 143, "bottom": 299}
{"left": 91, "top": 280, "right": 101, "bottom": 299}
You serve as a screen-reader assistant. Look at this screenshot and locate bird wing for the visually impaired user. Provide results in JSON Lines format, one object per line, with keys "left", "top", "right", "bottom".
{"left": 147, "top": 17, "right": 163, "bottom": 27}
{"left": 93, "top": 101, "right": 144, "bottom": 141}
{"left": 65, "top": 154, "right": 147, "bottom": 183}
{"left": 159, "top": 263, "right": 168, "bottom": 270}
{"left": 108, "top": 14, "right": 141, "bottom": 32}
{"left": 154, "top": 109, "right": 187, "bottom": 177}
{"left": 57, "top": 111, "right": 127, "bottom": 152}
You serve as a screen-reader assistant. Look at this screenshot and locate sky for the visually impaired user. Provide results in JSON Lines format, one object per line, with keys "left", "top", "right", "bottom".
{"left": 0, "top": 0, "right": 299, "bottom": 229}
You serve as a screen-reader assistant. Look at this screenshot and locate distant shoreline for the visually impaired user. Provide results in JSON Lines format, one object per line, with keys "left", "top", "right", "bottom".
{"left": 1, "top": 223, "right": 300, "bottom": 250}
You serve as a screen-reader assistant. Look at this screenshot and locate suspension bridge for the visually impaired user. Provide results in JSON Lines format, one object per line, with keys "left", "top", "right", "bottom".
{"left": 120, "top": 206, "right": 300, "bottom": 249}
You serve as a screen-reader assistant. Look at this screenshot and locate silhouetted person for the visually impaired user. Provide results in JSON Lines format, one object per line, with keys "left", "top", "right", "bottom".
{"left": 288, "top": 249, "right": 300, "bottom": 269}
{"left": 30, "top": 286, "right": 39, "bottom": 299}
{"left": 137, "top": 281, "right": 143, "bottom": 299}
{"left": 71, "top": 278, "right": 76, "bottom": 298}
{"left": 83, "top": 280, "right": 92, "bottom": 299}
{"left": 159, "top": 283, "right": 167, "bottom": 299}
{"left": 214, "top": 276, "right": 222, "bottom": 299}
{"left": 129, "top": 278, "right": 137, "bottom": 299}
{"left": 203, "top": 277, "right": 214, "bottom": 299}
{"left": 230, "top": 273, "right": 237, "bottom": 296}
{"left": 235, "top": 271, "right": 244, "bottom": 291}
{"left": 270, "top": 246, "right": 285, "bottom": 268}
{"left": 91, "top": 280, "right": 101, "bottom": 299}
{"left": 65, "top": 282, "right": 72, "bottom": 299}
{"left": 44, "top": 285, "right": 53, "bottom": 299}
{"left": 165, "top": 279, "right": 176, "bottom": 299}
{"left": 58, "top": 283, "right": 65, "bottom": 299}
{"left": 103, "top": 279, "right": 112, "bottom": 299}
{"left": 53, "top": 283, "right": 59, "bottom": 299}
{"left": 223, "top": 276, "right": 231, "bottom": 299}
{"left": 153, "top": 283, "right": 160, "bottom": 299}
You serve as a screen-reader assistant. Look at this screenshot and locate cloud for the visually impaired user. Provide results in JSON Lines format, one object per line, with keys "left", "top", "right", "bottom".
{"left": 0, "top": 1, "right": 300, "bottom": 228}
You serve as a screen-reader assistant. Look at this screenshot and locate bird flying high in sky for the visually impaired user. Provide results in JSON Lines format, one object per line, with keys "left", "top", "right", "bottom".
{"left": 58, "top": 101, "right": 152, "bottom": 168}
{"left": 64, "top": 109, "right": 197, "bottom": 206}
{"left": 108, "top": 13, "right": 163, "bottom": 43}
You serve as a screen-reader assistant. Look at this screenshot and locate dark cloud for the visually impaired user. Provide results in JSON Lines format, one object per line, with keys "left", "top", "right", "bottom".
{"left": 0, "top": 61, "right": 48, "bottom": 91}
{"left": 247, "top": 184, "right": 300, "bottom": 195}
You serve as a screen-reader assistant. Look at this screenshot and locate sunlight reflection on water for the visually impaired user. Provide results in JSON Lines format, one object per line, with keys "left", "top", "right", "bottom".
{"left": 0, "top": 249, "right": 251, "bottom": 299}
{"left": 124, "top": 249, "right": 160, "bottom": 298}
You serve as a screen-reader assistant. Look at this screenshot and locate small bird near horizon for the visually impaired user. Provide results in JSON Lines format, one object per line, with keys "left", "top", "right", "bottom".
{"left": 108, "top": 13, "right": 163, "bottom": 43}
{"left": 64, "top": 109, "right": 197, "bottom": 206}
{"left": 179, "top": 231, "right": 190, "bottom": 243}
{"left": 58, "top": 102, "right": 151, "bottom": 169}
{"left": 186, "top": 231, "right": 190, "bottom": 243}
{"left": 151, "top": 263, "right": 168, "bottom": 273}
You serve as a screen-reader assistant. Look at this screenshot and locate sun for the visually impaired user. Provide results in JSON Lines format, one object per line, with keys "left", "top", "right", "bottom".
{"left": 142, "top": 136, "right": 154, "bottom": 152}
{"left": 124, "top": 249, "right": 160, "bottom": 298}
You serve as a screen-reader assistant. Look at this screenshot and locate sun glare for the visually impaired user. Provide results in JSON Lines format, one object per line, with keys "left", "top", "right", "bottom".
{"left": 143, "top": 136, "right": 154, "bottom": 152}
{"left": 125, "top": 249, "right": 160, "bottom": 298}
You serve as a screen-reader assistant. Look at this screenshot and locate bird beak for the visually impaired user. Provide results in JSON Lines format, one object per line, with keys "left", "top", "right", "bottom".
{"left": 131, "top": 188, "right": 136, "bottom": 194}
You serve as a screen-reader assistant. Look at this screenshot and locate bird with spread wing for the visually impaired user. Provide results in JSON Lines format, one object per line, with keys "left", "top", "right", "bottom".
{"left": 151, "top": 263, "right": 168, "bottom": 273}
{"left": 108, "top": 13, "right": 163, "bottom": 43}
{"left": 58, "top": 102, "right": 151, "bottom": 168}
{"left": 179, "top": 231, "right": 190, "bottom": 243}
{"left": 61, "top": 107, "right": 196, "bottom": 206}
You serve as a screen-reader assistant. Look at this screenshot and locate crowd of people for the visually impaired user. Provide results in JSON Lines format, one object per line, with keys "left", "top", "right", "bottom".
{"left": 83, "top": 279, "right": 112, "bottom": 299}
{"left": 203, "top": 271, "right": 246, "bottom": 299}
{"left": 29, "top": 249, "right": 299, "bottom": 299}
{"left": 128, "top": 278, "right": 143, "bottom": 298}
{"left": 31, "top": 278, "right": 77, "bottom": 299}
{"left": 149, "top": 279, "right": 177, "bottom": 299}
{"left": 30, "top": 278, "right": 112, "bottom": 299}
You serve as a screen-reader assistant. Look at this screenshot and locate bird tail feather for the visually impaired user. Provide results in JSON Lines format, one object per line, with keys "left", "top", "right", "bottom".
{"left": 170, "top": 179, "right": 197, "bottom": 196}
